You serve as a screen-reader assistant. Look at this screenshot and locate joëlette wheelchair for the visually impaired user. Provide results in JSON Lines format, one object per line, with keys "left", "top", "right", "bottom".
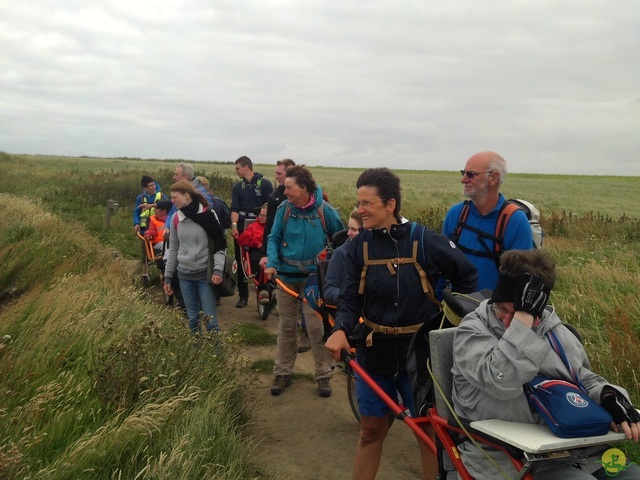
{"left": 240, "top": 218, "right": 277, "bottom": 320}
{"left": 137, "top": 232, "right": 181, "bottom": 307}
{"left": 340, "top": 290, "right": 625, "bottom": 480}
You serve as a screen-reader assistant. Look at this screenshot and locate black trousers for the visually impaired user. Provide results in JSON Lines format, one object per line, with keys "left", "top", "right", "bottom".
{"left": 234, "top": 239, "right": 249, "bottom": 299}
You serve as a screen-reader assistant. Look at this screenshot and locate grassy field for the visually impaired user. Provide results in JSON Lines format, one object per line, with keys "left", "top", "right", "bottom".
{"left": 1, "top": 152, "right": 639, "bottom": 477}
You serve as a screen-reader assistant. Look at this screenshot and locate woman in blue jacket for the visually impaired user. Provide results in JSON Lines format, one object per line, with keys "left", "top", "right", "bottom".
{"left": 325, "top": 167, "right": 477, "bottom": 480}
{"left": 265, "top": 165, "right": 344, "bottom": 398}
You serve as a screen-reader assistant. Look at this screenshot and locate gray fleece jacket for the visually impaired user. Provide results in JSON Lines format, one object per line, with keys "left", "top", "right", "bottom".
{"left": 164, "top": 205, "right": 225, "bottom": 283}
{"left": 451, "top": 300, "right": 630, "bottom": 477}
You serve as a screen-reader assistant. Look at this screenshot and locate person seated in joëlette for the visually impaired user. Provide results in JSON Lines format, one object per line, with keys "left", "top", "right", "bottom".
{"left": 235, "top": 204, "right": 269, "bottom": 302}
{"left": 143, "top": 200, "right": 173, "bottom": 255}
{"left": 451, "top": 248, "right": 640, "bottom": 479}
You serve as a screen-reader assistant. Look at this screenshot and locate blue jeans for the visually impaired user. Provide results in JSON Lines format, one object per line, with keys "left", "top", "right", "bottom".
{"left": 178, "top": 278, "right": 219, "bottom": 333}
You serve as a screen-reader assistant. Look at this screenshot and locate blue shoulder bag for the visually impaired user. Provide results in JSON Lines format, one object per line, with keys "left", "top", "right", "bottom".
{"left": 524, "top": 330, "right": 612, "bottom": 438}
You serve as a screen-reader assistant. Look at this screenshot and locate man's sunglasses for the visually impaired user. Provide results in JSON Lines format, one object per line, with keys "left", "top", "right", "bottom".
{"left": 460, "top": 170, "right": 494, "bottom": 179}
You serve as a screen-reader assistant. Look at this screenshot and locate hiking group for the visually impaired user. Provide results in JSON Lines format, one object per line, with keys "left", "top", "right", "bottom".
{"left": 133, "top": 152, "right": 640, "bottom": 480}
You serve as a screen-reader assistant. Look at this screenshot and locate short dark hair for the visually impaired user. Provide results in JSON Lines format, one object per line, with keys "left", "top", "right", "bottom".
{"left": 235, "top": 156, "right": 253, "bottom": 170}
{"left": 156, "top": 200, "right": 172, "bottom": 212}
{"left": 285, "top": 165, "right": 316, "bottom": 193}
{"left": 277, "top": 158, "right": 295, "bottom": 169}
{"left": 141, "top": 175, "right": 155, "bottom": 188}
{"left": 499, "top": 249, "right": 557, "bottom": 289}
{"left": 356, "top": 168, "right": 401, "bottom": 221}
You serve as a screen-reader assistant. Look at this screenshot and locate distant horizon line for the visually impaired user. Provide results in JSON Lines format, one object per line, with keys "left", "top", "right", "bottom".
{"left": 4, "top": 151, "right": 638, "bottom": 178}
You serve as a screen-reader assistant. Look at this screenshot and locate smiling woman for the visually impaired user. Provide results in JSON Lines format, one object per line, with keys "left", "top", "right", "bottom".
{"left": 325, "top": 167, "right": 478, "bottom": 480}
{"left": 264, "top": 165, "right": 345, "bottom": 398}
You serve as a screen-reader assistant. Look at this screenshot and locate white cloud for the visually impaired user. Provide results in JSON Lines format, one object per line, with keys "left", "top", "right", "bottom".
{"left": 0, "top": 0, "right": 638, "bottom": 174}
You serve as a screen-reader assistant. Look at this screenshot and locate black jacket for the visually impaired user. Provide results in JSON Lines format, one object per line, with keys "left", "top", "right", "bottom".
{"left": 261, "top": 184, "right": 286, "bottom": 256}
{"left": 230, "top": 173, "right": 273, "bottom": 232}
{"left": 334, "top": 221, "right": 477, "bottom": 374}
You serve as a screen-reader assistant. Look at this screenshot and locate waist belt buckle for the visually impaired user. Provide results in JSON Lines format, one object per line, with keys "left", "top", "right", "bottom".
{"left": 380, "top": 325, "right": 399, "bottom": 335}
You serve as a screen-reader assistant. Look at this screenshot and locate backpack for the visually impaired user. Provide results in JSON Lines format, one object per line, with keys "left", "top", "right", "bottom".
{"left": 211, "top": 196, "right": 232, "bottom": 229}
{"left": 451, "top": 198, "right": 543, "bottom": 266}
{"left": 509, "top": 198, "right": 543, "bottom": 249}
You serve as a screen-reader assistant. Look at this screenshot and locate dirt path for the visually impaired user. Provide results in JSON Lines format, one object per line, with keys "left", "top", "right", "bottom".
{"left": 152, "top": 287, "right": 428, "bottom": 479}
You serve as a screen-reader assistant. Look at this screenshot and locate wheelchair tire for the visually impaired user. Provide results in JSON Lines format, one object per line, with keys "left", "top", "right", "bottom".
{"left": 257, "top": 299, "right": 270, "bottom": 320}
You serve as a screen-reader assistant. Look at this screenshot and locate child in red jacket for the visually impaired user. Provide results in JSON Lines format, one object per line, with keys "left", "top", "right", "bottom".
{"left": 236, "top": 205, "right": 267, "bottom": 250}
{"left": 236, "top": 204, "right": 269, "bottom": 303}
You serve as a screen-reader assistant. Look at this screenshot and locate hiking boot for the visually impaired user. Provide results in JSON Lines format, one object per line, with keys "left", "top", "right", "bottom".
{"left": 258, "top": 289, "right": 270, "bottom": 305}
{"left": 297, "top": 328, "right": 311, "bottom": 353}
{"left": 235, "top": 297, "right": 248, "bottom": 308}
{"left": 270, "top": 375, "right": 292, "bottom": 396}
{"left": 317, "top": 378, "right": 332, "bottom": 397}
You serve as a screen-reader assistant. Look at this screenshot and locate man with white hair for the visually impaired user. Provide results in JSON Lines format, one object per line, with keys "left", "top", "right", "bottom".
{"left": 442, "top": 151, "right": 533, "bottom": 291}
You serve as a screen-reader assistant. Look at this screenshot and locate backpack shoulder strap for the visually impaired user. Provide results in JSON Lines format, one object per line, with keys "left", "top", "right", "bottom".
{"left": 451, "top": 200, "right": 471, "bottom": 245}
{"left": 358, "top": 238, "right": 399, "bottom": 294}
{"left": 545, "top": 330, "right": 585, "bottom": 392}
{"left": 281, "top": 203, "right": 292, "bottom": 247}
{"left": 493, "top": 201, "right": 521, "bottom": 255}
{"left": 317, "top": 202, "right": 327, "bottom": 234}
{"left": 410, "top": 222, "right": 441, "bottom": 309}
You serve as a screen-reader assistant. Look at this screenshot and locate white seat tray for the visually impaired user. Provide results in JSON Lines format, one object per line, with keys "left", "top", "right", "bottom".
{"left": 470, "top": 419, "right": 626, "bottom": 454}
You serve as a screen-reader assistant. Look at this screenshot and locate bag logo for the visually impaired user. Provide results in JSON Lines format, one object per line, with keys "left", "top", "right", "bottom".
{"left": 566, "top": 392, "right": 589, "bottom": 408}
{"left": 231, "top": 260, "right": 238, "bottom": 274}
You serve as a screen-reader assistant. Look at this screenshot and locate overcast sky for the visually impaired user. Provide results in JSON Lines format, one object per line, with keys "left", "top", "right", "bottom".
{"left": 1, "top": 1, "right": 638, "bottom": 175}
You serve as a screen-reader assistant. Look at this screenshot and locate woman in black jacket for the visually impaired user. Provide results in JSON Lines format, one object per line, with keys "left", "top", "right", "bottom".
{"left": 325, "top": 167, "right": 477, "bottom": 480}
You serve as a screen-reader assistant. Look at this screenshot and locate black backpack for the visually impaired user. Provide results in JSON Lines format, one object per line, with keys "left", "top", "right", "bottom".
{"left": 211, "top": 196, "right": 232, "bottom": 229}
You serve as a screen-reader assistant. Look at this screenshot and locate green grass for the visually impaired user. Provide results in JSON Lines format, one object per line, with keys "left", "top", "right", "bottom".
{"left": 2, "top": 152, "right": 640, "bottom": 471}
{"left": 230, "top": 323, "right": 277, "bottom": 347}
{"left": 249, "top": 358, "right": 275, "bottom": 374}
{"left": 0, "top": 194, "right": 267, "bottom": 479}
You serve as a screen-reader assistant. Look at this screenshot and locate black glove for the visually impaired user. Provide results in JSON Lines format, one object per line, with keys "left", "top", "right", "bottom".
{"left": 601, "top": 385, "right": 640, "bottom": 425}
{"left": 514, "top": 273, "right": 550, "bottom": 318}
